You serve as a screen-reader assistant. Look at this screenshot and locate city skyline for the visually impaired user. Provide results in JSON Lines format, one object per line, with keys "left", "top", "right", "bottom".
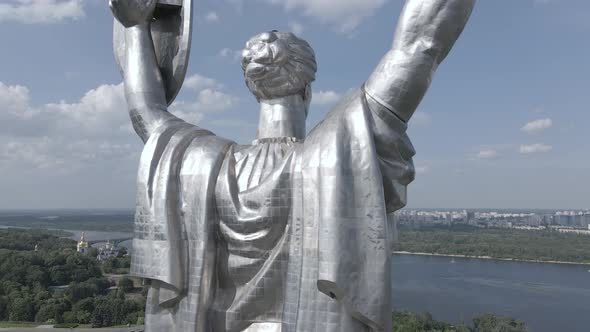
{"left": 1, "top": 0, "right": 589, "bottom": 209}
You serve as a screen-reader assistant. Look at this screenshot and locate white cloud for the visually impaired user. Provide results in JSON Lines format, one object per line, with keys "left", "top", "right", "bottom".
{"left": 0, "top": 82, "right": 31, "bottom": 117}
{"left": 263, "top": 0, "right": 386, "bottom": 33}
{"left": 311, "top": 90, "right": 341, "bottom": 106}
{"left": 218, "top": 48, "right": 243, "bottom": 62}
{"left": 520, "top": 144, "right": 552, "bottom": 154}
{"left": 477, "top": 149, "right": 498, "bottom": 159}
{"left": 0, "top": 82, "right": 132, "bottom": 173}
{"left": 0, "top": 74, "right": 237, "bottom": 173}
{"left": 204, "top": 11, "right": 219, "bottom": 22}
{"left": 415, "top": 166, "right": 430, "bottom": 174}
{"left": 170, "top": 89, "right": 238, "bottom": 123}
{"left": 219, "top": 48, "right": 232, "bottom": 57}
{"left": 0, "top": 0, "right": 84, "bottom": 24}
{"left": 43, "top": 83, "right": 128, "bottom": 137}
{"left": 184, "top": 74, "right": 224, "bottom": 91}
{"left": 289, "top": 21, "right": 305, "bottom": 35}
{"left": 521, "top": 118, "right": 552, "bottom": 134}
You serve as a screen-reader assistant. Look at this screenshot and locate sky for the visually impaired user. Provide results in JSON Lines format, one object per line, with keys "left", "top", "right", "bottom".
{"left": 0, "top": 0, "right": 589, "bottom": 210}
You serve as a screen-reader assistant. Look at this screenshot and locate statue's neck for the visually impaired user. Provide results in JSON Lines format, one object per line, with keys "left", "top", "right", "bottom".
{"left": 256, "top": 95, "right": 306, "bottom": 141}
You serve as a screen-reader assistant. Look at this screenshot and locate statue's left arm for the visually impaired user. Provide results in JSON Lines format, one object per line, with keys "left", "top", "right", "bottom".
{"left": 365, "top": 0, "right": 476, "bottom": 123}
{"left": 110, "top": 0, "right": 181, "bottom": 143}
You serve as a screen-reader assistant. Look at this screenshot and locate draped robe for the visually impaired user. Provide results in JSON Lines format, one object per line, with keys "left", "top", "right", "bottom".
{"left": 130, "top": 88, "right": 415, "bottom": 332}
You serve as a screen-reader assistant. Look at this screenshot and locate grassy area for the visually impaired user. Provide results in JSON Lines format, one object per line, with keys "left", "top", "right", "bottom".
{"left": 397, "top": 224, "right": 590, "bottom": 264}
{"left": 0, "top": 321, "right": 40, "bottom": 327}
{"left": 0, "top": 212, "right": 133, "bottom": 232}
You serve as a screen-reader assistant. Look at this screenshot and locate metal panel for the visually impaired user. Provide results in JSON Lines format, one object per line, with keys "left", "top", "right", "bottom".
{"left": 113, "top": 0, "right": 192, "bottom": 106}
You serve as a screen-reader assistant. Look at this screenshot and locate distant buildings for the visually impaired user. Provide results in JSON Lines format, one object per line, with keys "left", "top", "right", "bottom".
{"left": 77, "top": 232, "right": 89, "bottom": 254}
{"left": 549, "top": 224, "right": 590, "bottom": 235}
{"left": 75, "top": 232, "right": 125, "bottom": 261}
{"left": 396, "top": 209, "right": 590, "bottom": 234}
{"left": 97, "top": 240, "right": 120, "bottom": 261}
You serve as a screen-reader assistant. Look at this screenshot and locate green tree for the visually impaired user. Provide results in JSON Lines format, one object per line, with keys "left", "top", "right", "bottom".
{"left": 8, "top": 297, "right": 34, "bottom": 321}
{"left": 35, "top": 298, "right": 70, "bottom": 323}
{"left": 118, "top": 277, "right": 134, "bottom": 293}
{"left": 472, "top": 313, "right": 527, "bottom": 332}
{"left": 63, "top": 297, "right": 96, "bottom": 324}
{"left": 0, "top": 295, "right": 8, "bottom": 320}
{"left": 67, "top": 282, "right": 99, "bottom": 303}
{"left": 393, "top": 311, "right": 465, "bottom": 332}
{"left": 91, "top": 298, "right": 115, "bottom": 328}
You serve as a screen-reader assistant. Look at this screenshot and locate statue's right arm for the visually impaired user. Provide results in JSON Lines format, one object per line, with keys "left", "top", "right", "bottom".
{"left": 110, "top": 0, "right": 180, "bottom": 143}
{"left": 365, "top": 0, "right": 475, "bottom": 123}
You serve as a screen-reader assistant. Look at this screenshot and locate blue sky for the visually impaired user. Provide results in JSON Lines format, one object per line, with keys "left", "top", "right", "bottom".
{"left": 0, "top": 0, "right": 588, "bottom": 210}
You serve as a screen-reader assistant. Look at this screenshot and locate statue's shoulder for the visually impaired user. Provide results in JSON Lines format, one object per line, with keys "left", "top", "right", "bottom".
{"left": 306, "top": 88, "right": 364, "bottom": 140}
{"left": 141, "top": 120, "right": 233, "bottom": 167}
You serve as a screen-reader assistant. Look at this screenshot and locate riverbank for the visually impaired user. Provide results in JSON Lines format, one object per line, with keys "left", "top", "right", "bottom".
{"left": 397, "top": 225, "right": 590, "bottom": 265}
{"left": 393, "top": 251, "right": 590, "bottom": 266}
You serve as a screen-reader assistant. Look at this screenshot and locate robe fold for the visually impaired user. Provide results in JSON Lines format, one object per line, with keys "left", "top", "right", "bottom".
{"left": 130, "top": 87, "right": 415, "bottom": 332}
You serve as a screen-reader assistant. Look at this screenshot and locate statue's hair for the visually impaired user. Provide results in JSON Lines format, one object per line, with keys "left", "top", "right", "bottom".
{"left": 241, "top": 31, "right": 317, "bottom": 103}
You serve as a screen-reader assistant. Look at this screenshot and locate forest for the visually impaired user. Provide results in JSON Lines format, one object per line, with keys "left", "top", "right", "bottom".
{"left": 396, "top": 224, "right": 590, "bottom": 264}
{"left": 0, "top": 228, "right": 143, "bottom": 327}
{"left": 392, "top": 311, "right": 527, "bottom": 332}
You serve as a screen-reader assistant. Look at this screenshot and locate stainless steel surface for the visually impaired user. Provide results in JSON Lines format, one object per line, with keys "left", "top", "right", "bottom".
{"left": 113, "top": 0, "right": 192, "bottom": 106}
{"left": 110, "top": 0, "right": 474, "bottom": 330}
{"left": 157, "top": 0, "right": 182, "bottom": 8}
{"left": 365, "top": 0, "right": 475, "bottom": 123}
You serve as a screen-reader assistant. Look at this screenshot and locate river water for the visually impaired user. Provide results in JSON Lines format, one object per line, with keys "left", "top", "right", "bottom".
{"left": 392, "top": 253, "right": 590, "bottom": 331}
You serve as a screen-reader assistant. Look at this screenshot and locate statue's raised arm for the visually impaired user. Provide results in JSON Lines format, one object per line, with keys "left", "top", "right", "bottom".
{"left": 110, "top": 0, "right": 191, "bottom": 143}
{"left": 365, "top": 0, "right": 475, "bottom": 123}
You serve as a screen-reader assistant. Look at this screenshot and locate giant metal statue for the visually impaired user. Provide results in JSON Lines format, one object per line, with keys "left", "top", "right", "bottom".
{"left": 109, "top": 0, "right": 475, "bottom": 331}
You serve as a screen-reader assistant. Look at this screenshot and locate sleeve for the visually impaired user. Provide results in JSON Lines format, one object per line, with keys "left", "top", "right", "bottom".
{"left": 363, "top": 88, "right": 416, "bottom": 214}
{"left": 131, "top": 119, "right": 214, "bottom": 305}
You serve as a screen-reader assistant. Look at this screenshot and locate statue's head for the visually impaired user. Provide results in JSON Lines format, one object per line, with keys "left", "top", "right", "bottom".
{"left": 241, "top": 31, "right": 317, "bottom": 112}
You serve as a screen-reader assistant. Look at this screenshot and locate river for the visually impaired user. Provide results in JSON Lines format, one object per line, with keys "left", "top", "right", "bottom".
{"left": 392, "top": 253, "right": 590, "bottom": 331}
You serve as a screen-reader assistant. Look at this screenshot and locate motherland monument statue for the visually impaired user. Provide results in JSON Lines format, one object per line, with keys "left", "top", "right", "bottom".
{"left": 109, "top": 0, "right": 475, "bottom": 331}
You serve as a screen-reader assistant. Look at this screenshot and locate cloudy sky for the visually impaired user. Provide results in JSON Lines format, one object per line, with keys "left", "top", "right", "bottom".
{"left": 0, "top": 0, "right": 589, "bottom": 210}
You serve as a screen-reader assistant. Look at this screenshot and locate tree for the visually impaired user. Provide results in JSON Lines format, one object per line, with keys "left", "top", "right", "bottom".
{"left": 8, "top": 297, "right": 34, "bottom": 322}
{"left": 393, "top": 310, "right": 463, "bottom": 332}
{"left": 67, "top": 281, "right": 99, "bottom": 303}
{"left": 63, "top": 298, "right": 96, "bottom": 324}
{"left": 91, "top": 298, "right": 115, "bottom": 328}
{"left": 472, "top": 314, "right": 527, "bottom": 332}
{"left": 118, "top": 277, "right": 134, "bottom": 293}
{"left": 0, "top": 295, "right": 8, "bottom": 320}
{"left": 72, "top": 297, "right": 95, "bottom": 314}
{"left": 35, "top": 298, "right": 70, "bottom": 323}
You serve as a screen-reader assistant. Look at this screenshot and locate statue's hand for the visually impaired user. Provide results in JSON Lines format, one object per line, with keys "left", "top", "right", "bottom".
{"left": 109, "top": 0, "right": 157, "bottom": 28}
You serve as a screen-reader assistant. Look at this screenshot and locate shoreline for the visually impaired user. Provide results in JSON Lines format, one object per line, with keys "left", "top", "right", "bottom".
{"left": 393, "top": 251, "right": 590, "bottom": 266}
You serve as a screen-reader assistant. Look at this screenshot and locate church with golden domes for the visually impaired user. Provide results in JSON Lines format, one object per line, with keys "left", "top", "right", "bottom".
{"left": 76, "top": 232, "right": 89, "bottom": 254}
